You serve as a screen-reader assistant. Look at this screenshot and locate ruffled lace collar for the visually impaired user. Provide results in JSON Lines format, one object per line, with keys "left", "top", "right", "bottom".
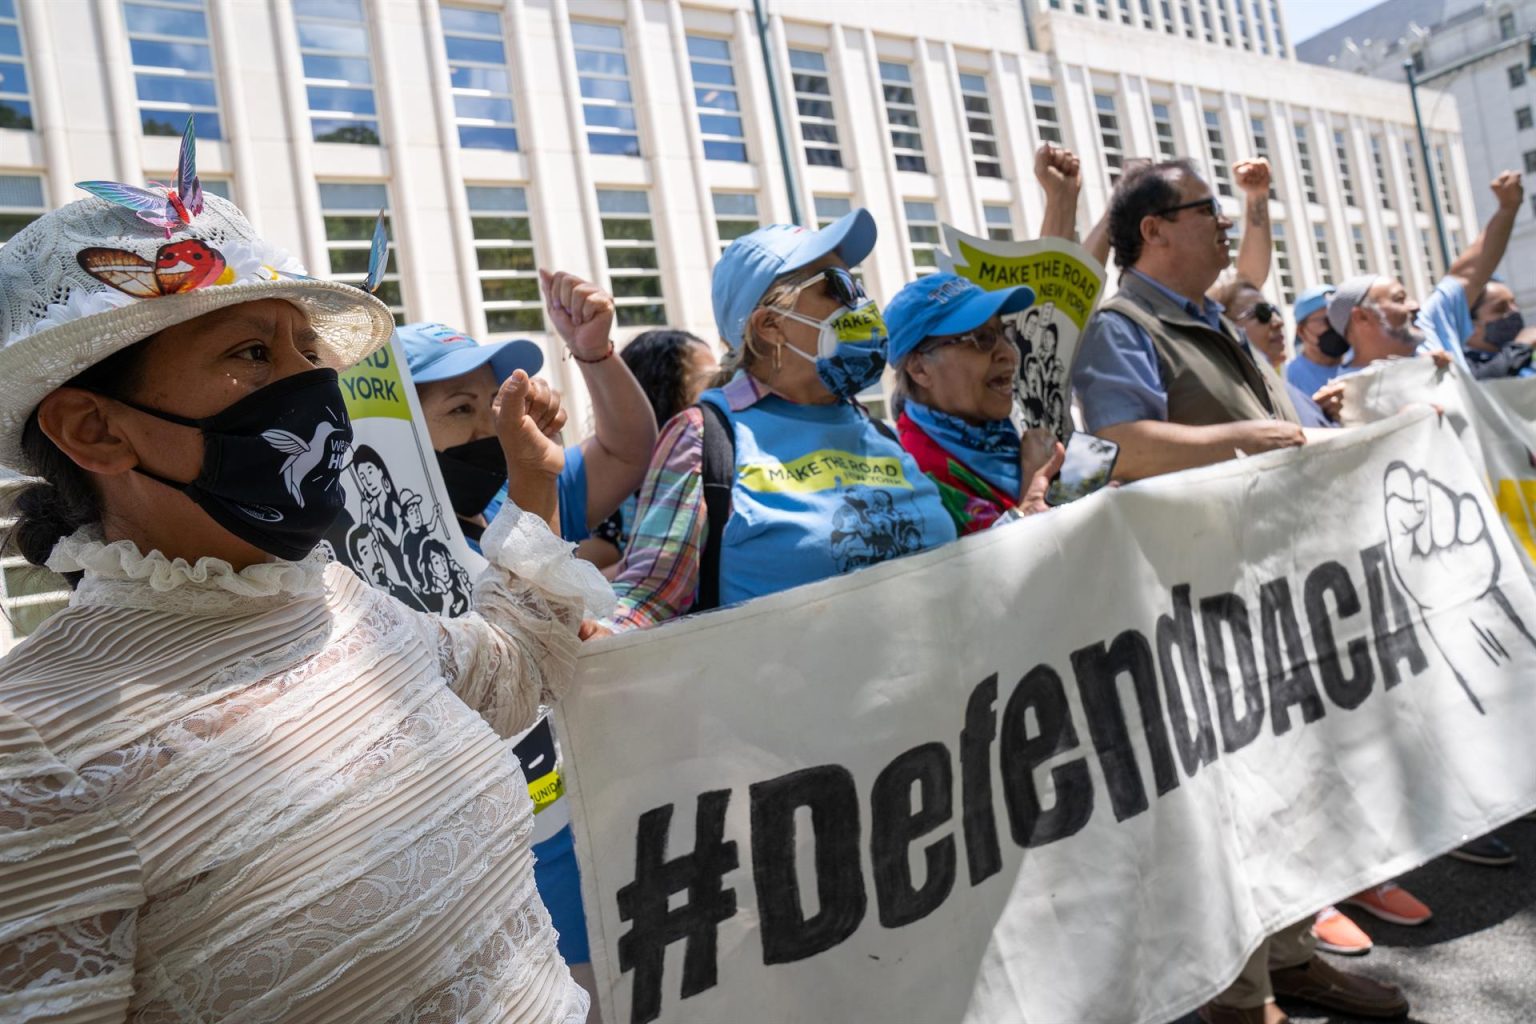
{"left": 48, "top": 526, "right": 329, "bottom": 613}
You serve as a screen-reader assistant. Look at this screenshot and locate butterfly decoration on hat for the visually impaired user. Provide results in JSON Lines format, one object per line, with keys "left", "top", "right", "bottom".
{"left": 77, "top": 116, "right": 205, "bottom": 238}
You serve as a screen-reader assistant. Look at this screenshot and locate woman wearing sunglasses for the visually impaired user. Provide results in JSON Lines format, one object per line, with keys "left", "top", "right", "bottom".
{"left": 607, "top": 211, "right": 956, "bottom": 628}
{"left": 883, "top": 274, "right": 1065, "bottom": 535}
{"left": 1211, "top": 277, "right": 1287, "bottom": 370}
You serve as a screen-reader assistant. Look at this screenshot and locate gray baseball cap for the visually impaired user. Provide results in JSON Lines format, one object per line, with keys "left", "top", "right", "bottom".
{"left": 1326, "top": 274, "right": 1384, "bottom": 336}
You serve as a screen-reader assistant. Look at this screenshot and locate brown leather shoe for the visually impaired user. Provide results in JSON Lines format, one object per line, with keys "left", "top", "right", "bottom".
{"left": 1196, "top": 1003, "right": 1288, "bottom": 1024}
{"left": 1270, "top": 956, "right": 1409, "bottom": 1018}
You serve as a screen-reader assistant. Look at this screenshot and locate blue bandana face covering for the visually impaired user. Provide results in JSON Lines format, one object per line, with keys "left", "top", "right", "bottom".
{"left": 902, "top": 399, "right": 1021, "bottom": 499}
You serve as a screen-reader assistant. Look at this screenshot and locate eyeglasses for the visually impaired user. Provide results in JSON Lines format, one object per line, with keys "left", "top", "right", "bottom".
{"left": 919, "top": 321, "right": 1019, "bottom": 356}
{"left": 1154, "top": 196, "right": 1222, "bottom": 220}
{"left": 789, "top": 266, "right": 867, "bottom": 309}
{"left": 1236, "top": 301, "right": 1280, "bottom": 325}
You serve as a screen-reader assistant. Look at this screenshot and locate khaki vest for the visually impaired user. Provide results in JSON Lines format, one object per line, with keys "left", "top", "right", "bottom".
{"left": 1099, "top": 272, "right": 1302, "bottom": 427}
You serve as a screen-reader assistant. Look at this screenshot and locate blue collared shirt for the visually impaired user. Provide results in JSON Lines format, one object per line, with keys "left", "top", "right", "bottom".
{"left": 1285, "top": 351, "right": 1343, "bottom": 399}
{"left": 1415, "top": 276, "right": 1472, "bottom": 362}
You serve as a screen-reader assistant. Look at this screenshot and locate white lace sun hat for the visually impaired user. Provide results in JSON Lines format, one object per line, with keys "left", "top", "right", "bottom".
{"left": 0, "top": 193, "right": 395, "bottom": 473}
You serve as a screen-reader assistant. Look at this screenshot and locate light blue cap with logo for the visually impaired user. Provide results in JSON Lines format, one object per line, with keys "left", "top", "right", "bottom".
{"left": 884, "top": 273, "right": 1036, "bottom": 365}
{"left": 397, "top": 321, "right": 545, "bottom": 385}
{"left": 711, "top": 209, "right": 878, "bottom": 348}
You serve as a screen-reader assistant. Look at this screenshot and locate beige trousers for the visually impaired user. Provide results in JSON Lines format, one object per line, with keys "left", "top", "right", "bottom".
{"left": 1213, "top": 918, "right": 1317, "bottom": 1008}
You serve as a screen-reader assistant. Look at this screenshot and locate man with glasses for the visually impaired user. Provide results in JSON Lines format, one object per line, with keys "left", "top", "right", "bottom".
{"left": 1071, "top": 160, "right": 1311, "bottom": 483}
{"left": 1070, "top": 160, "right": 1409, "bottom": 1024}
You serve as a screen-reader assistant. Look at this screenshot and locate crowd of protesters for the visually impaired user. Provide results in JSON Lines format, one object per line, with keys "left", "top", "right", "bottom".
{"left": 0, "top": 115, "right": 1526, "bottom": 1024}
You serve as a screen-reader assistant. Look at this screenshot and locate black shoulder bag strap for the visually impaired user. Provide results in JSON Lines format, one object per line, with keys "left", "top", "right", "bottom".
{"left": 695, "top": 400, "right": 736, "bottom": 613}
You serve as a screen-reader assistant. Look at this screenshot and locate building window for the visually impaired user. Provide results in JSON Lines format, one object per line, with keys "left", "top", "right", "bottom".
{"left": 0, "top": 0, "right": 33, "bottom": 130}
{"left": 1252, "top": 0, "right": 1268, "bottom": 53}
{"left": 1095, "top": 0, "right": 1110, "bottom": 20}
{"left": 1294, "top": 124, "right": 1318, "bottom": 203}
{"left": 1161, "top": 0, "right": 1175, "bottom": 33}
{"left": 1250, "top": 115, "right": 1275, "bottom": 198}
{"left": 200, "top": 178, "right": 231, "bottom": 200}
{"left": 0, "top": 489, "right": 71, "bottom": 646}
{"left": 1180, "top": 0, "right": 1195, "bottom": 38}
{"left": 1140, "top": 0, "right": 1154, "bottom": 30}
{"left": 879, "top": 61, "right": 927, "bottom": 173}
{"left": 1236, "top": 0, "right": 1251, "bottom": 49}
{"left": 122, "top": 0, "right": 223, "bottom": 139}
{"left": 1387, "top": 227, "right": 1404, "bottom": 283}
{"left": 1030, "top": 83, "right": 1063, "bottom": 145}
{"left": 1500, "top": 11, "right": 1517, "bottom": 40}
{"left": 1313, "top": 222, "right": 1333, "bottom": 281}
{"left": 1198, "top": 0, "right": 1214, "bottom": 42}
{"left": 958, "top": 72, "right": 1002, "bottom": 179}
{"left": 1334, "top": 129, "right": 1357, "bottom": 207}
{"left": 712, "top": 191, "right": 759, "bottom": 253}
{"left": 1204, "top": 109, "right": 1232, "bottom": 197}
{"left": 1525, "top": 149, "right": 1536, "bottom": 174}
{"left": 572, "top": 21, "right": 640, "bottom": 157}
{"left": 1411, "top": 50, "right": 1425, "bottom": 73}
{"left": 467, "top": 185, "right": 541, "bottom": 334}
{"left": 1401, "top": 142, "right": 1425, "bottom": 212}
{"left": 1270, "top": 0, "right": 1287, "bottom": 55}
{"left": 1274, "top": 226, "right": 1295, "bottom": 303}
{"left": 1434, "top": 144, "right": 1455, "bottom": 215}
{"left": 1096, "top": 93, "right": 1125, "bottom": 186}
{"left": 789, "top": 48, "right": 842, "bottom": 168}
{"left": 1151, "top": 102, "right": 1177, "bottom": 161}
{"left": 1217, "top": 0, "right": 1233, "bottom": 45}
{"left": 1370, "top": 136, "right": 1391, "bottom": 207}
{"left": 813, "top": 194, "right": 851, "bottom": 228}
{"left": 0, "top": 173, "right": 43, "bottom": 245}
{"left": 1509, "top": 64, "right": 1526, "bottom": 90}
{"left": 1351, "top": 225, "right": 1368, "bottom": 273}
{"left": 1519, "top": 106, "right": 1534, "bottom": 131}
{"left": 319, "top": 182, "right": 402, "bottom": 321}
{"left": 687, "top": 35, "right": 747, "bottom": 163}
{"left": 1420, "top": 230, "right": 1438, "bottom": 278}
{"left": 295, "top": 0, "right": 380, "bottom": 145}
{"left": 984, "top": 203, "right": 1014, "bottom": 241}
{"left": 597, "top": 189, "right": 665, "bottom": 327}
{"left": 904, "top": 200, "right": 941, "bottom": 276}
{"left": 1118, "top": 0, "right": 1135, "bottom": 25}
{"left": 439, "top": 5, "right": 518, "bottom": 151}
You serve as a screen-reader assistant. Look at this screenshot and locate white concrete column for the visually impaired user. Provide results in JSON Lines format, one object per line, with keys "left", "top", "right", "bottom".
{"left": 18, "top": 0, "right": 72, "bottom": 205}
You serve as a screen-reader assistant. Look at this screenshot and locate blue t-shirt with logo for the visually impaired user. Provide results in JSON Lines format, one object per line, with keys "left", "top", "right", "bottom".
{"left": 701, "top": 389, "right": 957, "bottom": 606}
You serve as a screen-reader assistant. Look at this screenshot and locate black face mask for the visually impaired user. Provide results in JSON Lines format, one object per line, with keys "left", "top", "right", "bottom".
{"left": 111, "top": 368, "right": 353, "bottom": 561}
{"left": 1317, "top": 328, "right": 1351, "bottom": 360}
{"left": 435, "top": 436, "right": 507, "bottom": 519}
{"left": 1485, "top": 310, "right": 1525, "bottom": 348}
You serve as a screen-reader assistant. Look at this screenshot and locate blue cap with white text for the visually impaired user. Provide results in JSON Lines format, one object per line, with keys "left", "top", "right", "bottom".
{"left": 884, "top": 273, "right": 1036, "bottom": 365}
{"left": 397, "top": 321, "right": 545, "bottom": 385}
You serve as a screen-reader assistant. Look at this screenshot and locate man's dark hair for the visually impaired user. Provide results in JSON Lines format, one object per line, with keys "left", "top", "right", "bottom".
{"left": 1107, "top": 159, "right": 1202, "bottom": 270}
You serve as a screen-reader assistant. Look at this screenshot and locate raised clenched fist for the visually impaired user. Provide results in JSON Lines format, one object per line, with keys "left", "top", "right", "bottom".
{"left": 1383, "top": 462, "right": 1496, "bottom": 613}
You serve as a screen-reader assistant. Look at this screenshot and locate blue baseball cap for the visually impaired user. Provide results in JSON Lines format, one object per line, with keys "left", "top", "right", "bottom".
{"left": 884, "top": 273, "right": 1036, "bottom": 365}
{"left": 1293, "top": 284, "right": 1333, "bottom": 326}
{"left": 397, "top": 321, "right": 545, "bottom": 385}
{"left": 711, "top": 209, "right": 878, "bottom": 348}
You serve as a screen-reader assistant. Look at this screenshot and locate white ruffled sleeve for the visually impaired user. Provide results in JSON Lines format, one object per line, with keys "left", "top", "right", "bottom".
{"left": 0, "top": 703, "right": 145, "bottom": 1024}
{"left": 425, "top": 499, "right": 616, "bottom": 739}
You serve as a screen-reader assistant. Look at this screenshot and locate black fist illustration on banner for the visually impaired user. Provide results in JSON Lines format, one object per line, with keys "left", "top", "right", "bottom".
{"left": 1383, "top": 461, "right": 1536, "bottom": 713}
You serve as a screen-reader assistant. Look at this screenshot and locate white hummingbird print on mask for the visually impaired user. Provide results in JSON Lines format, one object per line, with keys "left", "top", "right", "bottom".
{"left": 262, "top": 420, "right": 345, "bottom": 507}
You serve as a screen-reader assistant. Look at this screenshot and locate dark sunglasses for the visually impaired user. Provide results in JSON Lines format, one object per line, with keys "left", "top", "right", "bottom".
{"left": 920, "top": 320, "right": 1020, "bottom": 356}
{"left": 1154, "top": 196, "right": 1221, "bottom": 219}
{"left": 794, "top": 266, "right": 867, "bottom": 308}
{"left": 1238, "top": 301, "right": 1280, "bottom": 325}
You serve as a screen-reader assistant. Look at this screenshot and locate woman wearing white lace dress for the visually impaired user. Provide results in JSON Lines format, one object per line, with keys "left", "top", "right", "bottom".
{"left": 0, "top": 192, "right": 614, "bottom": 1021}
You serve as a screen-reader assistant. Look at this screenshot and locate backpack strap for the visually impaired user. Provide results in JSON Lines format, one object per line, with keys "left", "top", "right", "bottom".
{"left": 695, "top": 399, "right": 736, "bottom": 613}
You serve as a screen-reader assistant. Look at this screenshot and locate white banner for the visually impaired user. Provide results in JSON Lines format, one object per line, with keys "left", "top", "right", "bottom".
{"left": 1340, "top": 362, "right": 1536, "bottom": 575}
{"left": 561, "top": 409, "right": 1536, "bottom": 1024}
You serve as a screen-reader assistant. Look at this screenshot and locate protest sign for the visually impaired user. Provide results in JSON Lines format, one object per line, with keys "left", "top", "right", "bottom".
{"left": 561, "top": 408, "right": 1536, "bottom": 1024}
{"left": 938, "top": 228, "right": 1106, "bottom": 441}
{"left": 322, "top": 335, "right": 484, "bottom": 615}
{"left": 1339, "top": 363, "right": 1536, "bottom": 575}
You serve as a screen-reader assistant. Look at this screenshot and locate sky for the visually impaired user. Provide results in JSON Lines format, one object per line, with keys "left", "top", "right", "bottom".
{"left": 1285, "top": 0, "right": 1386, "bottom": 43}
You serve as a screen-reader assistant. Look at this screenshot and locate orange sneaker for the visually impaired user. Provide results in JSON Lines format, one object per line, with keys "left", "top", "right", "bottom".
{"left": 1312, "top": 905, "right": 1372, "bottom": 955}
{"left": 1342, "top": 881, "right": 1432, "bottom": 926}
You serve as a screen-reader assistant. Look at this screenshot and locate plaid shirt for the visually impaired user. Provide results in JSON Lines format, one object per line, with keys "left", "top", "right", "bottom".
{"left": 609, "top": 372, "right": 768, "bottom": 630}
